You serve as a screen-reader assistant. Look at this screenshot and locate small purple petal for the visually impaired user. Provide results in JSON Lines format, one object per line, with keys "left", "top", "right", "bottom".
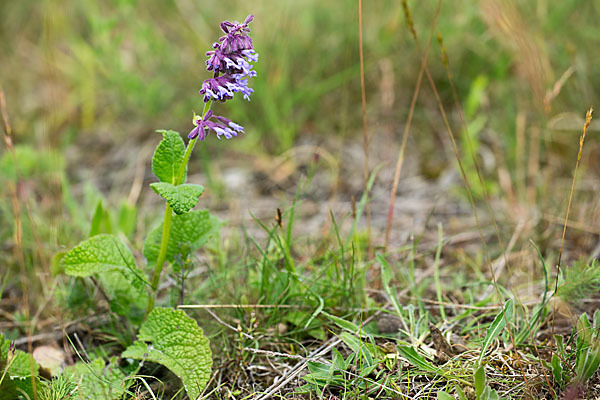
{"left": 229, "top": 121, "right": 244, "bottom": 132}
{"left": 188, "top": 126, "right": 200, "bottom": 139}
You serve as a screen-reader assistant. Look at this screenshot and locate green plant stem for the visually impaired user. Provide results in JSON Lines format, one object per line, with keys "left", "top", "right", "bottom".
{"left": 145, "top": 101, "right": 212, "bottom": 318}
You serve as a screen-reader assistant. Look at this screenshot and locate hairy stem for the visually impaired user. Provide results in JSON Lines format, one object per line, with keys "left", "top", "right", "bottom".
{"left": 145, "top": 101, "right": 212, "bottom": 318}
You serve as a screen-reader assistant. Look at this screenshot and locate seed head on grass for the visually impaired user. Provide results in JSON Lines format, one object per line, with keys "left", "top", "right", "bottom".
{"left": 191, "top": 15, "right": 258, "bottom": 140}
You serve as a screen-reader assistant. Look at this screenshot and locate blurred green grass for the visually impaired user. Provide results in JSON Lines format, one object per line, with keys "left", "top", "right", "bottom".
{"left": 2, "top": 0, "right": 599, "bottom": 156}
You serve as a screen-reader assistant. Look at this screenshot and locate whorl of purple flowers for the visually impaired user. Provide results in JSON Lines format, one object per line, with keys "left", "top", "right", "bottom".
{"left": 190, "top": 15, "right": 257, "bottom": 140}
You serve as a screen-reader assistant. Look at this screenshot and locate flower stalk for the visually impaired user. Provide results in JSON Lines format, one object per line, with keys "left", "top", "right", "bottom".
{"left": 146, "top": 101, "right": 212, "bottom": 318}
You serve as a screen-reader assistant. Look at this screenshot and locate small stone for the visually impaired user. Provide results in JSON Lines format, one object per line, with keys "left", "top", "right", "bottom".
{"left": 33, "top": 345, "right": 65, "bottom": 377}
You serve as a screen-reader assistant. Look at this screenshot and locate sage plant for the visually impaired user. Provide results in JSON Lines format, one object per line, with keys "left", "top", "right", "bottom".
{"left": 56, "top": 16, "right": 258, "bottom": 399}
{"left": 147, "top": 14, "right": 258, "bottom": 315}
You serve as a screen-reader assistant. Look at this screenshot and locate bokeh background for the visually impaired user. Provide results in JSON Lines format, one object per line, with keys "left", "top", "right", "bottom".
{"left": 2, "top": 0, "right": 600, "bottom": 296}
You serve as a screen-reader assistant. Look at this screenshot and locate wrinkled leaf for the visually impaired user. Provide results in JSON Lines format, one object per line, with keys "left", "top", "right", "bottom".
{"left": 60, "top": 234, "right": 136, "bottom": 277}
{"left": 0, "top": 334, "right": 39, "bottom": 400}
{"left": 65, "top": 357, "right": 126, "bottom": 400}
{"left": 152, "top": 130, "right": 186, "bottom": 184}
{"left": 60, "top": 234, "right": 148, "bottom": 318}
{"left": 150, "top": 182, "right": 204, "bottom": 215}
{"left": 122, "top": 308, "right": 212, "bottom": 400}
{"left": 144, "top": 210, "right": 221, "bottom": 264}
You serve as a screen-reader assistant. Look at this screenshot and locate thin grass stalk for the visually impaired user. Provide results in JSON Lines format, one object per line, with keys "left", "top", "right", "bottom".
{"left": 557, "top": 108, "right": 593, "bottom": 268}
{"left": 0, "top": 87, "right": 25, "bottom": 278}
{"left": 516, "top": 111, "right": 526, "bottom": 200}
{"left": 399, "top": 1, "right": 493, "bottom": 296}
{"left": 433, "top": 223, "right": 445, "bottom": 320}
{"left": 384, "top": 0, "right": 442, "bottom": 250}
{"left": 527, "top": 126, "right": 541, "bottom": 204}
{"left": 358, "top": 0, "right": 371, "bottom": 254}
{"left": 549, "top": 108, "right": 593, "bottom": 381}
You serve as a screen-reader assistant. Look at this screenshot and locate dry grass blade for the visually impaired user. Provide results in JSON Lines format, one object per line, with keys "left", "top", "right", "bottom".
{"left": 558, "top": 107, "right": 593, "bottom": 269}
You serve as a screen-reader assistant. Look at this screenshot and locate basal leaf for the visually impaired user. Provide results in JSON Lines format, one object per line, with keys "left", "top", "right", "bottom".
{"left": 60, "top": 234, "right": 136, "bottom": 277}
{"left": 60, "top": 234, "right": 148, "bottom": 318}
{"left": 0, "top": 334, "right": 39, "bottom": 400}
{"left": 122, "top": 308, "right": 212, "bottom": 400}
{"left": 150, "top": 182, "right": 204, "bottom": 215}
{"left": 64, "top": 357, "right": 126, "bottom": 400}
{"left": 474, "top": 365, "right": 486, "bottom": 399}
{"left": 99, "top": 270, "right": 147, "bottom": 321}
{"left": 152, "top": 130, "right": 186, "bottom": 184}
{"left": 144, "top": 210, "right": 221, "bottom": 264}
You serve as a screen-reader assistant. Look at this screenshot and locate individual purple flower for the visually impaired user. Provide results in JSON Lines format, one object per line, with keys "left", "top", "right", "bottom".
{"left": 189, "top": 110, "right": 244, "bottom": 140}
{"left": 191, "top": 15, "right": 257, "bottom": 141}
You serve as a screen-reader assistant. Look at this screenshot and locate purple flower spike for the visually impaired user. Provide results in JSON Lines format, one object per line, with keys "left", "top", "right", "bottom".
{"left": 189, "top": 110, "right": 245, "bottom": 140}
{"left": 191, "top": 15, "right": 257, "bottom": 141}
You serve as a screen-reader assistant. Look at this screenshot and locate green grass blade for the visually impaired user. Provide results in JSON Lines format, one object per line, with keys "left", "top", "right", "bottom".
{"left": 478, "top": 298, "right": 514, "bottom": 364}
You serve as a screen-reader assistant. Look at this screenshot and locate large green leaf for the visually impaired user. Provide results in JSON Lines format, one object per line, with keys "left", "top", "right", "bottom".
{"left": 60, "top": 234, "right": 136, "bottom": 277}
{"left": 60, "top": 234, "right": 148, "bottom": 317}
{"left": 122, "top": 308, "right": 212, "bottom": 400}
{"left": 143, "top": 210, "right": 221, "bottom": 264}
{"left": 150, "top": 182, "right": 204, "bottom": 215}
{"left": 64, "top": 357, "right": 126, "bottom": 400}
{"left": 152, "top": 130, "right": 186, "bottom": 184}
{"left": 0, "top": 334, "right": 39, "bottom": 400}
